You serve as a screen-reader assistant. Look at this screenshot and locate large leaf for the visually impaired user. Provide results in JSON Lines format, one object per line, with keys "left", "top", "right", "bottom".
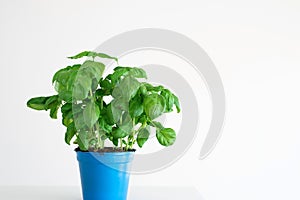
{"left": 143, "top": 94, "right": 166, "bottom": 119}
{"left": 156, "top": 128, "right": 176, "bottom": 146}
{"left": 67, "top": 51, "right": 118, "bottom": 63}
{"left": 137, "top": 126, "right": 150, "bottom": 148}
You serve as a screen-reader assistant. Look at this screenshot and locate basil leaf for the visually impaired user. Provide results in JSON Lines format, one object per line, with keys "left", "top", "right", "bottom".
{"left": 128, "top": 67, "right": 147, "bottom": 79}
{"left": 67, "top": 51, "right": 118, "bottom": 63}
{"left": 65, "top": 122, "right": 76, "bottom": 145}
{"left": 77, "top": 130, "right": 89, "bottom": 151}
{"left": 156, "top": 128, "right": 176, "bottom": 146}
{"left": 83, "top": 102, "right": 100, "bottom": 128}
{"left": 112, "top": 127, "right": 129, "bottom": 139}
{"left": 137, "top": 126, "right": 150, "bottom": 148}
{"left": 112, "top": 76, "right": 140, "bottom": 101}
{"left": 129, "top": 95, "right": 144, "bottom": 117}
{"left": 173, "top": 94, "right": 181, "bottom": 113}
{"left": 143, "top": 94, "right": 166, "bottom": 119}
{"left": 27, "top": 96, "right": 49, "bottom": 110}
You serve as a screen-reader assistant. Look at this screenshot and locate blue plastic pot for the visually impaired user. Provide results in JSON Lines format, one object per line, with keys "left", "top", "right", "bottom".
{"left": 77, "top": 151, "right": 134, "bottom": 200}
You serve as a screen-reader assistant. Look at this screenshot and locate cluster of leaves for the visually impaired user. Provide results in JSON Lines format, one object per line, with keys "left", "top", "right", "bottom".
{"left": 27, "top": 51, "right": 180, "bottom": 151}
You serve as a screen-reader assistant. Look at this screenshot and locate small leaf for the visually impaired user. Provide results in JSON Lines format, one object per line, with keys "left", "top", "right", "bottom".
{"left": 61, "top": 103, "right": 72, "bottom": 114}
{"left": 45, "top": 95, "right": 59, "bottom": 108}
{"left": 112, "top": 137, "right": 119, "bottom": 146}
{"left": 173, "top": 94, "right": 181, "bottom": 113}
{"left": 49, "top": 104, "right": 60, "bottom": 119}
{"left": 161, "top": 89, "right": 174, "bottom": 112}
{"left": 150, "top": 121, "right": 164, "bottom": 129}
{"left": 99, "top": 117, "right": 112, "bottom": 133}
{"left": 137, "top": 126, "right": 150, "bottom": 148}
{"left": 128, "top": 67, "right": 147, "bottom": 79}
{"left": 27, "top": 97, "right": 49, "bottom": 110}
{"left": 67, "top": 51, "right": 118, "bottom": 63}
{"left": 112, "top": 127, "right": 129, "bottom": 139}
{"left": 62, "top": 110, "right": 73, "bottom": 127}
{"left": 156, "top": 128, "right": 176, "bottom": 146}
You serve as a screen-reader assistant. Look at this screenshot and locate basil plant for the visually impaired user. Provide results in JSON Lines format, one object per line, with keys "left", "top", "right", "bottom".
{"left": 27, "top": 51, "right": 180, "bottom": 151}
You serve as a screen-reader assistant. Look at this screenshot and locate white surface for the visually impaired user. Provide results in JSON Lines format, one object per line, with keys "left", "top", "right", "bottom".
{"left": 1, "top": 0, "right": 300, "bottom": 200}
{"left": 0, "top": 186, "right": 203, "bottom": 200}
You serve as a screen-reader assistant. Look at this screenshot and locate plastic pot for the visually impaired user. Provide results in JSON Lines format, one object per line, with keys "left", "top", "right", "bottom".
{"left": 77, "top": 151, "right": 134, "bottom": 200}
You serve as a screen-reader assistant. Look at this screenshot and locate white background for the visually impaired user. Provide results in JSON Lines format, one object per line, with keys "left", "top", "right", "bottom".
{"left": 1, "top": 0, "right": 300, "bottom": 200}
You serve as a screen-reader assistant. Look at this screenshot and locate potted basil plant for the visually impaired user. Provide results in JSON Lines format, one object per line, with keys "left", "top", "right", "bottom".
{"left": 27, "top": 51, "right": 181, "bottom": 200}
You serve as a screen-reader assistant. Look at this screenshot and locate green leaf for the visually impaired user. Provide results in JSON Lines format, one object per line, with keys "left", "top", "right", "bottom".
{"left": 161, "top": 89, "right": 174, "bottom": 112}
{"left": 139, "top": 85, "right": 147, "bottom": 95}
{"left": 44, "top": 95, "right": 61, "bottom": 119}
{"left": 137, "top": 126, "right": 150, "bottom": 148}
{"left": 49, "top": 104, "right": 60, "bottom": 119}
{"left": 112, "top": 76, "right": 140, "bottom": 101}
{"left": 143, "top": 94, "right": 166, "bottom": 119}
{"left": 45, "top": 95, "right": 58, "bottom": 107}
{"left": 113, "top": 66, "right": 147, "bottom": 79}
{"left": 118, "top": 112, "right": 133, "bottom": 133}
{"left": 112, "top": 127, "right": 129, "bottom": 139}
{"left": 105, "top": 103, "right": 119, "bottom": 125}
{"left": 77, "top": 130, "right": 89, "bottom": 151}
{"left": 143, "top": 83, "right": 164, "bottom": 92}
{"left": 110, "top": 67, "right": 130, "bottom": 85}
{"left": 73, "top": 73, "right": 92, "bottom": 100}
{"left": 62, "top": 110, "right": 73, "bottom": 127}
{"left": 129, "top": 95, "right": 143, "bottom": 117}
{"left": 173, "top": 94, "right": 181, "bottom": 113}
{"left": 53, "top": 64, "right": 81, "bottom": 103}
{"left": 99, "top": 117, "right": 112, "bottom": 133}
{"left": 80, "top": 60, "right": 105, "bottom": 82}
{"left": 83, "top": 102, "right": 100, "bottom": 128}
{"left": 73, "top": 113, "right": 86, "bottom": 130}
{"left": 150, "top": 121, "right": 164, "bottom": 129}
{"left": 112, "top": 137, "right": 119, "bottom": 146}
{"left": 61, "top": 103, "right": 72, "bottom": 114}
{"left": 27, "top": 97, "right": 48, "bottom": 110}
{"left": 156, "top": 128, "right": 176, "bottom": 146}
{"left": 100, "top": 79, "right": 112, "bottom": 90}
{"left": 58, "top": 91, "right": 73, "bottom": 103}
{"left": 67, "top": 51, "right": 118, "bottom": 63}
{"left": 65, "top": 122, "right": 76, "bottom": 145}
{"left": 52, "top": 64, "right": 80, "bottom": 85}
{"left": 128, "top": 67, "right": 147, "bottom": 79}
